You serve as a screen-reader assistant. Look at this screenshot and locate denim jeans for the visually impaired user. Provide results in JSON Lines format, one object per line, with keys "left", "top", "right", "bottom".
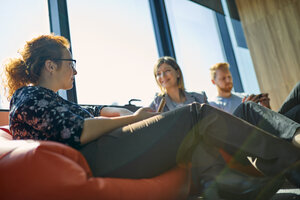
{"left": 278, "top": 81, "right": 300, "bottom": 123}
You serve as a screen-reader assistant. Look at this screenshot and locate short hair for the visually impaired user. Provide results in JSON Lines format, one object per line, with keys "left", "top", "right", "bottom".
{"left": 210, "top": 62, "right": 230, "bottom": 80}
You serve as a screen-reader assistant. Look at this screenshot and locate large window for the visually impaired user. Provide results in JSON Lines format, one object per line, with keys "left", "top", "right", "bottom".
{"left": 165, "top": 0, "right": 226, "bottom": 100}
{"left": 220, "top": 0, "right": 260, "bottom": 94}
{"left": 68, "top": 0, "right": 158, "bottom": 107}
{"left": 0, "top": 0, "right": 50, "bottom": 109}
{"left": 0, "top": 0, "right": 260, "bottom": 109}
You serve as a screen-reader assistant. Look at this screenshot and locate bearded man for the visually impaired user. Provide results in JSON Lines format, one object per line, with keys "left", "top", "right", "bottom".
{"left": 209, "top": 62, "right": 270, "bottom": 114}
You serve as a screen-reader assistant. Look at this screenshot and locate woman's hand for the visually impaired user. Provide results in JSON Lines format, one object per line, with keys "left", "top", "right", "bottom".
{"left": 133, "top": 107, "right": 157, "bottom": 121}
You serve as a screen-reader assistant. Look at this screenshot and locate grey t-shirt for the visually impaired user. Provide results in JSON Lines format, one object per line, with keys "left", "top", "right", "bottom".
{"left": 209, "top": 92, "right": 247, "bottom": 114}
{"left": 149, "top": 91, "right": 208, "bottom": 112}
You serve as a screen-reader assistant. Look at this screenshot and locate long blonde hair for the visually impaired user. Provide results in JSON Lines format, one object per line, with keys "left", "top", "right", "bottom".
{"left": 2, "top": 34, "right": 70, "bottom": 100}
{"left": 153, "top": 56, "right": 185, "bottom": 96}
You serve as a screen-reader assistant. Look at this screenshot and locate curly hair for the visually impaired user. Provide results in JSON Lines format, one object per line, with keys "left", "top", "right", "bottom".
{"left": 2, "top": 34, "right": 70, "bottom": 100}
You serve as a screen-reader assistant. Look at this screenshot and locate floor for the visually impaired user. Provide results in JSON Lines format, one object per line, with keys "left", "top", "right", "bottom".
{"left": 272, "top": 181, "right": 300, "bottom": 200}
{"left": 188, "top": 179, "right": 300, "bottom": 200}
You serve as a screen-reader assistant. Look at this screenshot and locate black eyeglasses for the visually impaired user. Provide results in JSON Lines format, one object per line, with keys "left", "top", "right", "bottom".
{"left": 53, "top": 58, "right": 76, "bottom": 70}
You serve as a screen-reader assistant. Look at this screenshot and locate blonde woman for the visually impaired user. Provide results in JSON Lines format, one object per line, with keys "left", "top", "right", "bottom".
{"left": 150, "top": 56, "right": 207, "bottom": 112}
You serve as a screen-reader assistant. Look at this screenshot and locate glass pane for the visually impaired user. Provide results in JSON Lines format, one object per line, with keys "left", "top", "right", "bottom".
{"left": 221, "top": 0, "right": 260, "bottom": 94}
{"left": 165, "top": 0, "right": 226, "bottom": 100}
{"left": 68, "top": 0, "right": 158, "bottom": 106}
{"left": 0, "top": 0, "right": 50, "bottom": 109}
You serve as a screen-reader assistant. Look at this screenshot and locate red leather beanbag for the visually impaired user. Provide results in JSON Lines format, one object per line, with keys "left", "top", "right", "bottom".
{"left": 0, "top": 127, "right": 191, "bottom": 200}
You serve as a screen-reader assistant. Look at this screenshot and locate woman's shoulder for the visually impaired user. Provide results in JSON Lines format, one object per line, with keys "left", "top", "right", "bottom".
{"left": 14, "top": 86, "right": 54, "bottom": 96}
{"left": 11, "top": 86, "right": 57, "bottom": 105}
{"left": 187, "top": 91, "right": 208, "bottom": 101}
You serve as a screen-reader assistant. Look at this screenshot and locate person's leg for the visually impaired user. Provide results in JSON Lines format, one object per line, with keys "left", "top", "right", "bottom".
{"left": 80, "top": 102, "right": 253, "bottom": 179}
{"left": 80, "top": 104, "right": 202, "bottom": 178}
{"left": 188, "top": 104, "right": 298, "bottom": 197}
{"left": 233, "top": 101, "right": 299, "bottom": 140}
{"left": 232, "top": 101, "right": 300, "bottom": 175}
{"left": 80, "top": 103, "right": 233, "bottom": 179}
{"left": 80, "top": 103, "right": 299, "bottom": 179}
{"left": 278, "top": 81, "right": 300, "bottom": 122}
{"left": 190, "top": 140, "right": 226, "bottom": 194}
{"left": 281, "top": 105, "right": 300, "bottom": 124}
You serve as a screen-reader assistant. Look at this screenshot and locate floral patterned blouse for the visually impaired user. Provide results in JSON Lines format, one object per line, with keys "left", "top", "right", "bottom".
{"left": 9, "top": 86, "right": 98, "bottom": 149}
